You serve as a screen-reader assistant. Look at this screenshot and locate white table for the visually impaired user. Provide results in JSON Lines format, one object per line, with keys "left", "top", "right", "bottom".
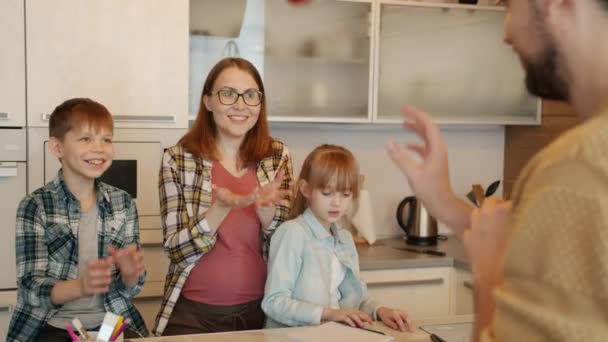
{"left": 129, "top": 315, "right": 473, "bottom": 342}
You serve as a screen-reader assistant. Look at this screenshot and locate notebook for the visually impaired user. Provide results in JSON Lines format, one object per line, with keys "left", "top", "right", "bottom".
{"left": 420, "top": 322, "right": 472, "bottom": 342}
{"left": 284, "top": 322, "right": 394, "bottom": 342}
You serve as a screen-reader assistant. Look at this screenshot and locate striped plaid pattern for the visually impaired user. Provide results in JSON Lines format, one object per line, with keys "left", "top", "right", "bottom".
{"left": 7, "top": 171, "right": 148, "bottom": 342}
{"left": 153, "top": 138, "right": 293, "bottom": 336}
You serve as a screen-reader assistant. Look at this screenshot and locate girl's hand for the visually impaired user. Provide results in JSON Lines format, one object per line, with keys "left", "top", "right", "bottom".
{"left": 376, "top": 306, "right": 413, "bottom": 332}
{"left": 321, "top": 307, "right": 373, "bottom": 328}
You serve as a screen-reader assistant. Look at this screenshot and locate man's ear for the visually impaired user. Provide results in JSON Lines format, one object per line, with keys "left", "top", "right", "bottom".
{"left": 299, "top": 180, "right": 311, "bottom": 200}
{"left": 48, "top": 136, "right": 64, "bottom": 160}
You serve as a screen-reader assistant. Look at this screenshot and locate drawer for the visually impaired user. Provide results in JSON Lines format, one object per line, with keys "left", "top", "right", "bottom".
{"left": 45, "top": 141, "right": 163, "bottom": 217}
{"left": 360, "top": 267, "right": 451, "bottom": 319}
{"left": 0, "top": 128, "right": 26, "bottom": 161}
{"left": 143, "top": 246, "right": 169, "bottom": 283}
{"left": 0, "top": 163, "right": 26, "bottom": 289}
{"left": 133, "top": 296, "right": 162, "bottom": 332}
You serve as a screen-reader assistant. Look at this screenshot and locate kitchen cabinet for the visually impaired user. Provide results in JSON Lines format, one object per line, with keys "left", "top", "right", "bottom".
{"left": 188, "top": 0, "right": 372, "bottom": 123}
{"left": 0, "top": 163, "right": 26, "bottom": 291}
{"left": 360, "top": 267, "right": 451, "bottom": 319}
{"left": 26, "top": 0, "right": 189, "bottom": 129}
{"left": 0, "top": 0, "right": 26, "bottom": 127}
{"left": 0, "top": 291, "right": 17, "bottom": 342}
{"left": 503, "top": 100, "right": 580, "bottom": 196}
{"left": 264, "top": 0, "right": 372, "bottom": 122}
{"left": 450, "top": 268, "right": 473, "bottom": 315}
{"left": 133, "top": 246, "right": 167, "bottom": 331}
{"left": 374, "top": 1, "right": 539, "bottom": 124}
{"left": 189, "top": 0, "right": 265, "bottom": 119}
{"left": 190, "top": 0, "right": 537, "bottom": 125}
{"left": 0, "top": 130, "right": 27, "bottom": 293}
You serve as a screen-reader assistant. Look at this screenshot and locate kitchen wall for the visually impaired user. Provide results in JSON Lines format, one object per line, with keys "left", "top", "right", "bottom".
{"left": 270, "top": 122, "right": 504, "bottom": 237}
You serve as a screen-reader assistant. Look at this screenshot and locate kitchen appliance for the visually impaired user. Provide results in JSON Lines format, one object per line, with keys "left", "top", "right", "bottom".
{"left": 396, "top": 196, "right": 438, "bottom": 246}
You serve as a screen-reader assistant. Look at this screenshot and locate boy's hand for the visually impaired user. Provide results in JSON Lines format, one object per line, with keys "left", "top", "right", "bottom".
{"left": 376, "top": 306, "right": 413, "bottom": 332}
{"left": 321, "top": 307, "right": 373, "bottom": 328}
{"left": 108, "top": 244, "right": 145, "bottom": 287}
{"left": 79, "top": 257, "right": 114, "bottom": 296}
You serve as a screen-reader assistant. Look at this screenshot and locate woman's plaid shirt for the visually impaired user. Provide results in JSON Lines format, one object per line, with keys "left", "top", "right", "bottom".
{"left": 153, "top": 138, "right": 293, "bottom": 336}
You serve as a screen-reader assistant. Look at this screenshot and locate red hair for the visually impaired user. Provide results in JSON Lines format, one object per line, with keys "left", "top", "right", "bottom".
{"left": 179, "top": 57, "right": 272, "bottom": 165}
{"left": 49, "top": 98, "right": 113, "bottom": 140}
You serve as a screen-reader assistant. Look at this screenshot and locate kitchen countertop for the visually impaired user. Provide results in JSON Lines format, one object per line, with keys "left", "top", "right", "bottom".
{"left": 128, "top": 315, "right": 474, "bottom": 342}
{"left": 357, "top": 236, "right": 470, "bottom": 271}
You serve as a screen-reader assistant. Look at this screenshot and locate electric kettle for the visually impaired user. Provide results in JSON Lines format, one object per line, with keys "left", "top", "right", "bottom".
{"left": 396, "top": 196, "right": 438, "bottom": 246}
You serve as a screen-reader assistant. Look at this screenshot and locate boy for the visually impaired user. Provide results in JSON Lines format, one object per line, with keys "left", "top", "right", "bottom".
{"left": 7, "top": 98, "right": 148, "bottom": 341}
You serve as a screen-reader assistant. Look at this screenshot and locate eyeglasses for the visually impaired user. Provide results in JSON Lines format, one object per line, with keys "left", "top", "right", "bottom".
{"left": 212, "top": 88, "right": 263, "bottom": 106}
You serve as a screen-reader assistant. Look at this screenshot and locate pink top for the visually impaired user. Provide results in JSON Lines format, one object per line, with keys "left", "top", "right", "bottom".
{"left": 181, "top": 162, "right": 266, "bottom": 305}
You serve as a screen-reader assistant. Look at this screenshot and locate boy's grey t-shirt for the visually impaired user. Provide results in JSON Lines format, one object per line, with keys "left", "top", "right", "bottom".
{"left": 48, "top": 206, "right": 106, "bottom": 329}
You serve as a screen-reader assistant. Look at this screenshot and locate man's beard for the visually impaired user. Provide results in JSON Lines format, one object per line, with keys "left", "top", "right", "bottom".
{"left": 522, "top": 39, "right": 570, "bottom": 101}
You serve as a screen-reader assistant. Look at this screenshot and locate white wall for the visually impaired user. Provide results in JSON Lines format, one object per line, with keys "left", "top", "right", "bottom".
{"left": 270, "top": 122, "right": 504, "bottom": 238}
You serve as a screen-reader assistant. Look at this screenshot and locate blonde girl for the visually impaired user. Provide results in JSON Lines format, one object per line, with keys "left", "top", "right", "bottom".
{"left": 262, "top": 144, "right": 412, "bottom": 332}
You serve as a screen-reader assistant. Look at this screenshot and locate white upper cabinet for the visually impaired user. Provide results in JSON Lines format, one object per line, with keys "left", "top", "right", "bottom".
{"left": 264, "top": 0, "right": 372, "bottom": 122}
{"left": 188, "top": 0, "right": 372, "bottom": 123}
{"left": 0, "top": 0, "right": 26, "bottom": 127}
{"left": 26, "top": 0, "right": 189, "bottom": 128}
{"left": 374, "top": 1, "right": 540, "bottom": 125}
{"left": 189, "top": 0, "right": 265, "bottom": 119}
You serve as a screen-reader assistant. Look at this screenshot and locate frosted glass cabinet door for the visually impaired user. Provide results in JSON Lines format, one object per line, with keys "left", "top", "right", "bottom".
{"left": 189, "top": 0, "right": 265, "bottom": 118}
{"left": 26, "top": 0, "right": 189, "bottom": 129}
{"left": 376, "top": 3, "right": 539, "bottom": 124}
{"left": 264, "top": 0, "right": 372, "bottom": 122}
{"left": 0, "top": 0, "right": 26, "bottom": 127}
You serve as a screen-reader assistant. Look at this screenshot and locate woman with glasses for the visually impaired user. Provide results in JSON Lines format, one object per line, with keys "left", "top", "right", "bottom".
{"left": 154, "top": 57, "right": 293, "bottom": 336}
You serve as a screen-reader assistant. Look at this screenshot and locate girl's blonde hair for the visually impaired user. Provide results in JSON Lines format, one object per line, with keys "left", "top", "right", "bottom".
{"left": 289, "top": 144, "right": 360, "bottom": 219}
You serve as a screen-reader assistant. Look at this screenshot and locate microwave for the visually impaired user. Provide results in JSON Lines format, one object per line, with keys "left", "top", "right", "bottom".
{"left": 29, "top": 127, "right": 186, "bottom": 233}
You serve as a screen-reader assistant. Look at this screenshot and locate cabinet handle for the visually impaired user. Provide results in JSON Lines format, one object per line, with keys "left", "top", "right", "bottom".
{"left": 0, "top": 305, "right": 13, "bottom": 313}
{"left": 366, "top": 278, "right": 444, "bottom": 287}
{"left": 463, "top": 280, "right": 474, "bottom": 290}
{"left": 112, "top": 115, "right": 176, "bottom": 123}
{"left": 0, "top": 112, "right": 9, "bottom": 120}
{"left": 42, "top": 113, "right": 176, "bottom": 123}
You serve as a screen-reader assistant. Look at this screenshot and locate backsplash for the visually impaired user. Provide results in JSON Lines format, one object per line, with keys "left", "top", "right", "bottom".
{"left": 270, "top": 122, "right": 504, "bottom": 238}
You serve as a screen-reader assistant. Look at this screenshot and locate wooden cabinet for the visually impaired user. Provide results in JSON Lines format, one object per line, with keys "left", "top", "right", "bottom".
{"left": 360, "top": 267, "right": 452, "bottom": 319}
{"left": 26, "top": 0, "right": 189, "bottom": 129}
{"left": 0, "top": 0, "right": 26, "bottom": 127}
{"left": 503, "top": 100, "right": 580, "bottom": 196}
{"left": 375, "top": 1, "right": 538, "bottom": 124}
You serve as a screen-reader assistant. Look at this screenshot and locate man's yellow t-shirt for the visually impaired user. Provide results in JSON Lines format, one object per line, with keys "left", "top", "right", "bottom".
{"left": 485, "top": 109, "right": 608, "bottom": 341}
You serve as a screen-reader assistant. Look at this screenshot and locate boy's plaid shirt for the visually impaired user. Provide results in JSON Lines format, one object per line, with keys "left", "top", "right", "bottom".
{"left": 153, "top": 139, "right": 293, "bottom": 336}
{"left": 7, "top": 171, "right": 148, "bottom": 341}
